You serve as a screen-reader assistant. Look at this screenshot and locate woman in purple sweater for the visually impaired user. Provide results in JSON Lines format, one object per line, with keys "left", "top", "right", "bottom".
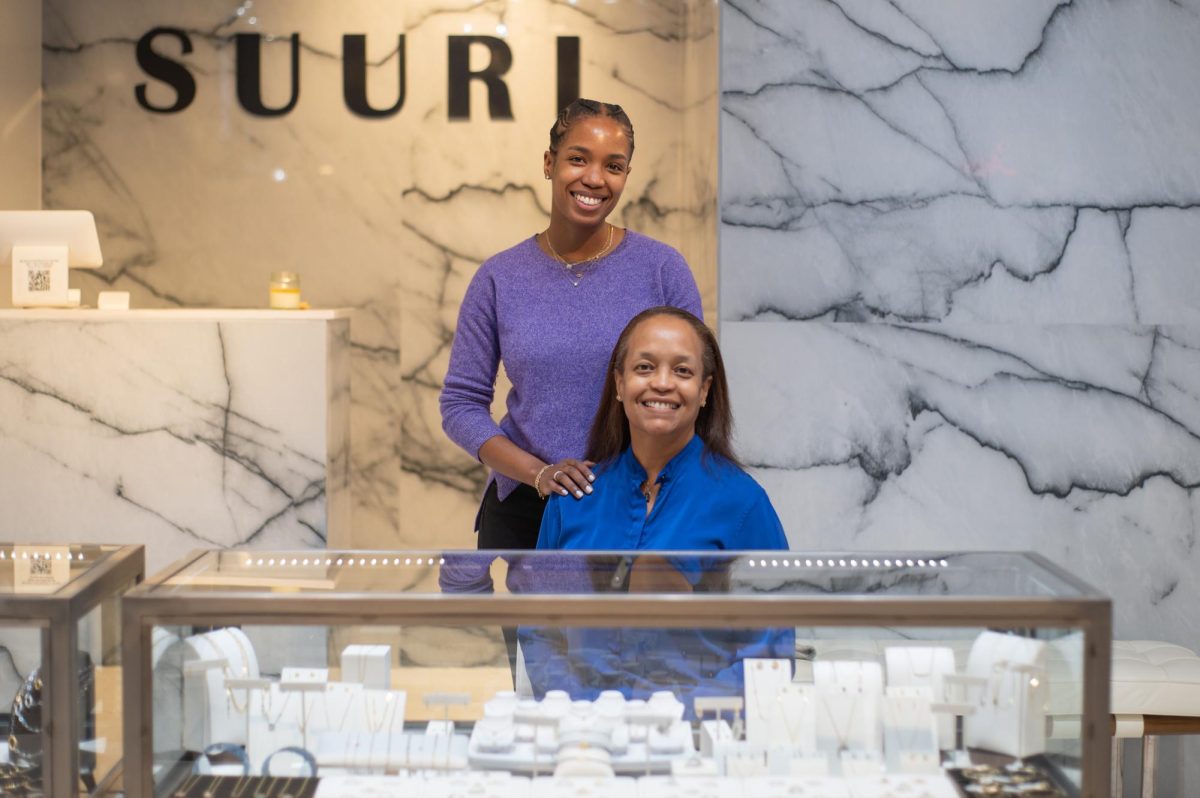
{"left": 440, "top": 99, "right": 702, "bottom": 551}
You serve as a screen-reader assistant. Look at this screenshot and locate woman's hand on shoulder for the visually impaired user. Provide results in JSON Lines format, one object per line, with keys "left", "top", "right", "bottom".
{"left": 537, "top": 458, "right": 596, "bottom": 500}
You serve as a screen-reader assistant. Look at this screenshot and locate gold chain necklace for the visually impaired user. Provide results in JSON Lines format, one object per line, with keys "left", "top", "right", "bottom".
{"left": 543, "top": 224, "right": 615, "bottom": 286}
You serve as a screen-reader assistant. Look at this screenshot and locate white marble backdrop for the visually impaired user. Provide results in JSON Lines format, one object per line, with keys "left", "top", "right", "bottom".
{"left": 0, "top": 312, "right": 350, "bottom": 573}
{"left": 721, "top": 0, "right": 1200, "bottom": 789}
{"left": 37, "top": 0, "right": 717, "bottom": 551}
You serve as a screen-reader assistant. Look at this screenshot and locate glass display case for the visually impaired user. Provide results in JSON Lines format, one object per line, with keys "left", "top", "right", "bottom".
{"left": 122, "top": 550, "right": 1110, "bottom": 798}
{"left": 0, "top": 543, "right": 143, "bottom": 798}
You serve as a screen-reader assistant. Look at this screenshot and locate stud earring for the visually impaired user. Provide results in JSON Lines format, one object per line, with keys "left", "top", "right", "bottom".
{"left": 616, "top": 395, "right": 622, "bottom": 402}
{"left": 544, "top": 174, "right": 551, "bottom": 180}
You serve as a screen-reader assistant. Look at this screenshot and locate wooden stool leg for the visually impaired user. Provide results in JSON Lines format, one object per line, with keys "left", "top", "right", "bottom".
{"left": 1141, "top": 735, "right": 1158, "bottom": 798}
{"left": 1111, "top": 738, "right": 1124, "bottom": 798}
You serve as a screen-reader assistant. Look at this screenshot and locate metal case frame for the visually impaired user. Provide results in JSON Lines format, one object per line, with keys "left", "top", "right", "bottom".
{"left": 122, "top": 549, "right": 1111, "bottom": 797}
{"left": 0, "top": 543, "right": 144, "bottom": 798}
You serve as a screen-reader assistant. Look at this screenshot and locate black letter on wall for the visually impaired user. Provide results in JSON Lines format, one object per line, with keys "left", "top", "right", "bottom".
{"left": 556, "top": 37, "right": 580, "bottom": 113}
{"left": 447, "top": 36, "right": 513, "bottom": 120}
{"left": 235, "top": 33, "right": 300, "bottom": 117}
{"left": 135, "top": 27, "right": 196, "bottom": 113}
{"left": 343, "top": 34, "right": 406, "bottom": 118}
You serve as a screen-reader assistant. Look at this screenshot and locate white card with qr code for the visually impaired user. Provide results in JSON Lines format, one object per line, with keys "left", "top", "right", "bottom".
{"left": 13, "top": 546, "right": 72, "bottom": 593}
{"left": 11, "top": 244, "right": 69, "bottom": 306}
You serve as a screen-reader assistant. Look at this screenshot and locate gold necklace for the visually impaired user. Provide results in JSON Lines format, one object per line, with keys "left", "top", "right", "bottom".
{"left": 640, "top": 479, "right": 655, "bottom": 503}
{"left": 543, "top": 224, "right": 615, "bottom": 286}
{"left": 822, "top": 691, "right": 859, "bottom": 752}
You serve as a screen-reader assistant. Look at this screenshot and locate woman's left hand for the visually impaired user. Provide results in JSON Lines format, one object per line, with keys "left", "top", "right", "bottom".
{"left": 541, "top": 458, "right": 596, "bottom": 500}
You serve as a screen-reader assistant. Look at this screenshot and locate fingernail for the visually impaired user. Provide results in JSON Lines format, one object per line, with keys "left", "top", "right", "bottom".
{"left": 575, "top": 491, "right": 583, "bottom": 499}
{"left": 584, "top": 485, "right": 593, "bottom": 494}
{"left": 560, "top": 489, "right": 569, "bottom": 496}
{"left": 588, "top": 474, "right": 595, "bottom": 482}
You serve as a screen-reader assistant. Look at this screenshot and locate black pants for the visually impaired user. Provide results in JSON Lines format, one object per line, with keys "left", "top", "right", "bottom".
{"left": 477, "top": 481, "right": 545, "bottom": 549}
{"left": 476, "top": 481, "right": 545, "bottom": 673}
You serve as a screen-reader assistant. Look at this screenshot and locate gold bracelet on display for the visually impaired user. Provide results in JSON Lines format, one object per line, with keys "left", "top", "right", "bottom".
{"left": 533, "top": 463, "right": 554, "bottom": 500}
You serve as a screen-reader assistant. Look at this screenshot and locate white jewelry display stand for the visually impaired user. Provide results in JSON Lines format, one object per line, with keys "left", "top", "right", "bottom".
{"left": 883, "top": 646, "right": 956, "bottom": 750}
{"left": 181, "top": 628, "right": 260, "bottom": 751}
{"left": 814, "top": 661, "right": 884, "bottom": 758}
{"left": 963, "top": 631, "right": 1048, "bottom": 758}
{"left": 341, "top": 645, "right": 392, "bottom": 690}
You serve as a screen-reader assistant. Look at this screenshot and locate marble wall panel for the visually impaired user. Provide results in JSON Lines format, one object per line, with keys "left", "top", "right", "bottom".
{"left": 721, "top": 1, "right": 1200, "bottom": 788}
{"left": 38, "top": 0, "right": 718, "bottom": 552}
{"left": 0, "top": 313, "right": 349, "bottom": 573}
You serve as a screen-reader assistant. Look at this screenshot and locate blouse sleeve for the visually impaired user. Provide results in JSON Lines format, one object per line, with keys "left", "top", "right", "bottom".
{"left": 439, "top": 265, "right": 506, "bottom": 459}
{"left": 736, "top": 489, "right": 790, "bottom": 550}
{"left": 660, "top": 247, "right": 705, "bottom": 321}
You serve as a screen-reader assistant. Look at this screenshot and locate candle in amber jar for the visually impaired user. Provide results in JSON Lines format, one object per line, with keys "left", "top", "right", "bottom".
{"left": 269, "top": 271, "right": 301, "bottom": 309}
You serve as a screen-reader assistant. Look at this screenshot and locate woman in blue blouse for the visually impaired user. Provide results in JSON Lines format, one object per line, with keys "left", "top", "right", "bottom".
{"left": 537, "top": 305, "right": 788, "bottom": 553}
{"left": 522, "top": 307, "right": 791, "bottom": 710}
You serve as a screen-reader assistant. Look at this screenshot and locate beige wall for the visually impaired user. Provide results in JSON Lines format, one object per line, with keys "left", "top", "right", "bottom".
{"left": 0, "top": 0, "right": 41, "bottom": 210}
{"left": 0, "top": 0, "right": 41, "bottom": 310}
{"left": 42, "top": 1, "right": 719, "bottom": 548}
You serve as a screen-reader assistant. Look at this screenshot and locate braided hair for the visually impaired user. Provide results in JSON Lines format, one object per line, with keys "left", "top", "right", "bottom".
{"left": 549, "top": 99, "right": 635, "bottom": 160}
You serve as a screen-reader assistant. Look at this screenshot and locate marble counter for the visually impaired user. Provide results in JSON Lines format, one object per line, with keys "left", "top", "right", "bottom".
{"left": 0, "top": 309, "right": 350, "bottom": 572}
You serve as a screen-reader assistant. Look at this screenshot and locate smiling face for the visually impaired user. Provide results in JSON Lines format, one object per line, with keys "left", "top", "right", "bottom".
{"left": 544, "top": 115, "right": 632, "bottom": 230}
{"left": 614, "top": 314, "right": 713, "bottom": 451}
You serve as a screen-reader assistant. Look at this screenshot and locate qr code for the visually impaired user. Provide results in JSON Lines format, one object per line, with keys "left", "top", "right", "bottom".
{"left": 30, "top": 558, "right": 52, "bottom": 577}
{"left": 27, "top": 268, "right": 50, "bottom": 292}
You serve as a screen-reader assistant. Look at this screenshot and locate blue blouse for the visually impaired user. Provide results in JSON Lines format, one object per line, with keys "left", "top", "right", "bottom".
{"left": 537, "top": 435, "right": 789, "bottom": 551}
{"left": 524, "top": 436, "right": 792, "bottom": 714}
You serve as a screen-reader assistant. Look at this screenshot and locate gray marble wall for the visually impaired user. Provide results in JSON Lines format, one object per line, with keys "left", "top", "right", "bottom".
{"left": 720, "top": 0, "right": 1200, "bottom": 788}
{"left": 38, "top": 0, "right": 719, "bottom": 551}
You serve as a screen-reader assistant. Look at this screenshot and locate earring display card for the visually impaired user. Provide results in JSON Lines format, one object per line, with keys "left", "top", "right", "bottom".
{"left": 743, "top": 658, "right": 793, "bottom": 747}
{"left": 880, "top": 695, "right": 939, "bottom": 774}
{"left": 774, "top": 684, "right": 819, "bottom": 756}
{"left": 816, "top": 688, "right": 882, "bottom": 756}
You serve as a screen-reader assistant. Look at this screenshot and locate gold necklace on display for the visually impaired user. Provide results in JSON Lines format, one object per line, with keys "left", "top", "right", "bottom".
{"left": 265, "top": 688, "right": 294, "bottom": 731}
{"left": 221, "top": 630, "right": 253, "bottom": 714}
{"left": 904, "top": 647, "right": 936, "bottom": 679}
{"left": 822, "top": 690, "right": 860, "bottom": 752}
{"left": 543, "top": 223, "right": 615, "bottom": 286}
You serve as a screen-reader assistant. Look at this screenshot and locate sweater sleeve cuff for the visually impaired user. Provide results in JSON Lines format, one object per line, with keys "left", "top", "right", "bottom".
{"left": 462, "top": 422, "right": 507, "bottom": 461}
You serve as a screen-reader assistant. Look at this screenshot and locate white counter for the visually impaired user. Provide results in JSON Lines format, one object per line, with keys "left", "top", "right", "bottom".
{"left": 0, "top": 308, "right": 351, "bottom": 572}
{"left": 0, "top": 308, "right": 351, "bottom": 320}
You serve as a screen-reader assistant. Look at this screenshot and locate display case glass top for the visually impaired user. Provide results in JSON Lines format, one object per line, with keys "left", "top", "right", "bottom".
{"left": 0, "top": 543, "right": 122, "bottom": 597}
{"left": 149, "top": 549, "right": 1099, "bottom": 601}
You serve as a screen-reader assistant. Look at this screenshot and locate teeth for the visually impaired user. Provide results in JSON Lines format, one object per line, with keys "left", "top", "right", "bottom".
{"left": 574, "top": 193, "right": 602, "bottom": 206}
{"left": 644, "top": 401, "right": 678, "bottom": 409}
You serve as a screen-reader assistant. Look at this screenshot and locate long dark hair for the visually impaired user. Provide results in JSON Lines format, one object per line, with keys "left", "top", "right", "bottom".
{"left": 586, "top": 306, "right": 739, "bottom": 467}
{"left": 549, "top": 99, "right": 635, "bottom": 160}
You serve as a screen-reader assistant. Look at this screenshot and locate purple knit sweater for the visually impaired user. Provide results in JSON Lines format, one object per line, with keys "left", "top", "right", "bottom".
{"left": 440, "top": 231, "right": 703, "bottom": 500}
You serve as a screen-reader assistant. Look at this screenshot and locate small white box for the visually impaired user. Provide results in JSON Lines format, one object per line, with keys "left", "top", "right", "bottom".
{"left": 341, "top": 644, "right": 391, "bottom": 690}
{"left": 97, "top": 290, "right": 130, "bottom": 310}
